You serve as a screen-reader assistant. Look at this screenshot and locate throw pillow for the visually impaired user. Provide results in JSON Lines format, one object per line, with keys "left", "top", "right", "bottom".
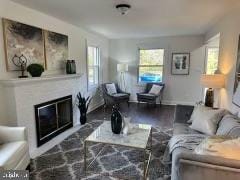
{"left": 188, "top": 105, "right": 212, "bottom": 123}
{"left": 190, "top": 108, "right": 225, "bottom": 135}
{"left": 106, "top": 83, "right": 117, "bottom": 95}
{"left": 216, "top": 114, "right": 240, "bottom": 138}
{"left": 149, "top": 84, "right": 162, "bottom": 95}
{"left": 194, "top": 136, "right": 240, "bottom": 161}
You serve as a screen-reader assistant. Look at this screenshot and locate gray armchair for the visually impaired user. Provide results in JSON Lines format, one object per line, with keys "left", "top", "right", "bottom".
{"left": 102, "top": 83, "right": 130, "bottom": 108}
{"left": 136, "top": 83, "right": 165, "bottom": 106}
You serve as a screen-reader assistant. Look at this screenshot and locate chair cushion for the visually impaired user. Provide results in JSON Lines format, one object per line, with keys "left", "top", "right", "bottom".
{"left": 149, "top": 84, "right": 163, "bottom": 95}
{"left": 106, "top": 83, "right": 117, "bottom": 95}
{"left": 112, "top": 93, "right": 129, "bottom": 99}
{"left": 137, "top": 93, "right": 157, "bottom": 100}
{"left": 0, "top": 141, "right": 28, "bottom": 170}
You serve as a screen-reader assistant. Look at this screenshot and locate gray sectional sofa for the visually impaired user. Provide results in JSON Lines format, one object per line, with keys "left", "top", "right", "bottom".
{"left": 171, "top": 105, "right": 240, "bottom": 180}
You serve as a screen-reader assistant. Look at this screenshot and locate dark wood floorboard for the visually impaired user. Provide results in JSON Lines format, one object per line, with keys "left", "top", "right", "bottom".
{"left": 88, "top": 103, "right": 175, "bottom": 129}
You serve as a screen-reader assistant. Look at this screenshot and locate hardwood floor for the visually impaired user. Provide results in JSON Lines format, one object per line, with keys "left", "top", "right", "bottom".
{"left": 88, "top": 102, "right": 175, "bottom": 129}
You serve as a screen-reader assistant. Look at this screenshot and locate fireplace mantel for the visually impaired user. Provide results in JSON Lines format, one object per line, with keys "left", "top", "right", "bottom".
{"left": 0, "top": 73, "right": 83, "bottom": 87}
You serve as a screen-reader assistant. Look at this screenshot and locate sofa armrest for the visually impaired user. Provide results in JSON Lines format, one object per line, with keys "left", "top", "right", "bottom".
{"left": 179, "top": 158, "right": 240, "bottom": 180}
{"left": 174, "top": 105, "right": 194, "bottom": 124}
{"left": 174, "top": 152, "right": 240, "bottom": 180}
{"left": 179, "top": 153, "right": 240, "bottom": 169}
{"left": 0, "top": 126, "right": 27, "bottom": 143}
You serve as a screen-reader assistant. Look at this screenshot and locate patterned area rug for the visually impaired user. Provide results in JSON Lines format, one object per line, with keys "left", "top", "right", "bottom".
{"left": 30, "top": 120, "right": 172, "bottom": 180}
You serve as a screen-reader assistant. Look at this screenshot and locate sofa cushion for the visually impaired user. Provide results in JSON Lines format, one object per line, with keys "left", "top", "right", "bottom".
{"left": 190, "top": 109, "right": 225, "bottom": 135}
{"left": 173, "top": 123, "right": 203, "bottom": 135}
{"left": 188, "top": 105, "right": 212, "bottom": 123}
{"left": 0, "top": 141, "right": 28, "bottom": 170}
{"left": 216, "top": 114, "right": 240, "bottom": 138}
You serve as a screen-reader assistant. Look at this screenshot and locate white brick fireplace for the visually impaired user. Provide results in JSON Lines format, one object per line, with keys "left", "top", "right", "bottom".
{"left": 0, "top": 74, "right": 82, "bottom": 158}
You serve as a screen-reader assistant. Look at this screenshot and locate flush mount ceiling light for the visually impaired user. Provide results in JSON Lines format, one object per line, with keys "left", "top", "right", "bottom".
{"left": 116, "top": 4, "right": 131, "bottom": 15}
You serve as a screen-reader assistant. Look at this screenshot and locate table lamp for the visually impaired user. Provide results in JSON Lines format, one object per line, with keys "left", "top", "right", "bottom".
{"left": 200, "top": 74, "right": 225, "bottom": 107}
{"left": 117, "top": 63, "right": 128, "bottom": 91}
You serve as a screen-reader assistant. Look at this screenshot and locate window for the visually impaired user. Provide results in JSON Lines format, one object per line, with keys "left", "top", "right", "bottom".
{"left": 206, "top": 47, "right": 219, "bottom": 74}
{"left": 138, "top": 49, "right": 164, "bottom": 83}
{"left": 87, "top": 46, "right": 100, "bottom": 89}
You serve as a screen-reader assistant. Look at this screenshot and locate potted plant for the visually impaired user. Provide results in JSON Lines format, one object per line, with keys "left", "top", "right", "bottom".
{"left": 27, "top": 63, "right": 44, "bottom": 77}
{"left": 77, "top": 92, "right": 91, "bottom": 125}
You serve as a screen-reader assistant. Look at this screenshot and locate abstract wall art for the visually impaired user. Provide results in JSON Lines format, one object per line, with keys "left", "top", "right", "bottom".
{"left": 44, "top": 30, "right": 68, "bottom": 70}
{"left": 3, "top": 18, "right": 45, "bottom": 71}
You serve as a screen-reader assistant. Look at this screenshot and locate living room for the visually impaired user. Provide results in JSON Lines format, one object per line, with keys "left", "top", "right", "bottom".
{"left": 0, "top": 0, "right": 240, "bottom": 179}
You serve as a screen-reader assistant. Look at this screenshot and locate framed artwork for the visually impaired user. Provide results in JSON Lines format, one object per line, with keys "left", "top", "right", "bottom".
{"left": 171, "top": 53, "right": 190, "bottom": 75}
{"left": 2, "top": 18, "right": 45, "bottom": 71}
{"left": 44, "top": 30, "right": 68, "bottom": 70}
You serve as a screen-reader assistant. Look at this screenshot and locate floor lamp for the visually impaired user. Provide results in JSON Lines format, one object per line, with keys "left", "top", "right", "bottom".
{"left": 117, "top": 63, "right": 128, "bottom": 91}
{"left": 200, "top": 74, "right": 225, "bottom": 107}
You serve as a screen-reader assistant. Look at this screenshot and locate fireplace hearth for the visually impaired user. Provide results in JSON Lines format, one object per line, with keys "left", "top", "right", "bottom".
{"left": 35, "top": 95, "right": 73, "bottom": 147}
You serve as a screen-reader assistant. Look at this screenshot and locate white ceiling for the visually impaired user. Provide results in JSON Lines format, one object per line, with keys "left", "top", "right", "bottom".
{"left": 10, "top": 0, "right": 240, "bottom": 39}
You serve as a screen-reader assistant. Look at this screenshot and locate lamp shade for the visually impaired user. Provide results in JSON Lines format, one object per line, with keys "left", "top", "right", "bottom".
{"left": 117, "top": 63, "right": 128, "bottom": 72}
{"left": 200, "top": 74, "right": 225, "bottom": 89}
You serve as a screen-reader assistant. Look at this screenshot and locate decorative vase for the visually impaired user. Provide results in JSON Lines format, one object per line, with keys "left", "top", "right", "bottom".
{"left": 111, "top": 106, "right": 122, "bottom": 134}
{"left": 27, "top": 63, "right": 44, "bottom": 77}
{"left": 29, "top": 70, "right": 43, "bottom": 77}
{"left": 77, "top": 92, "right": 91, "bottom": 125}
{"left": 71, "top": 60, "right": 76, "bottom": 74}
{"left": 66, "top": 60, "right": 72, "bottom": 74}
{"left": 122, "top": 117, "right": 131, "bottom": 135}
{"left": 80, "top": 112, "right": 87, "bottom": 125}
{"left": 66, "top": 60, "right": 76, "bottom": 74}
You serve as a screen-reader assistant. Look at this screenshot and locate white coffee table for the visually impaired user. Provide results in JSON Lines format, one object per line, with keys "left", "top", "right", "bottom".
{"left": 84, "top": 121, "right": 152, "bottom": 179}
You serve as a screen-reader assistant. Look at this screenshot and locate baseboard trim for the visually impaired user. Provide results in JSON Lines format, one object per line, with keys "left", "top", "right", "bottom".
{"left": 129, "top": 100, "right": 195, "bottom": 106}
{"left": 162, "top": 100, "right": 195, "bottom": 106}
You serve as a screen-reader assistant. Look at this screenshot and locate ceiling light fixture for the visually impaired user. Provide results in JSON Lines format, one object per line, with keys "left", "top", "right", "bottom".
{"left": 116, "top": 4, "right": 131, "bottom": 15}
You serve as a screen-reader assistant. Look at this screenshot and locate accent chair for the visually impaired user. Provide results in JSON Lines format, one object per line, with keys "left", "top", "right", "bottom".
{"left": 102, "top": 83, "right": 130, "bottom": 108}
{"left": 136, "top": 83, "right": 165, "bottom": 106}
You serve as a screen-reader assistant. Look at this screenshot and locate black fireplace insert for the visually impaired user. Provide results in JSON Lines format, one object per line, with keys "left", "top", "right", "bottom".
{"left": 35, "top": 95, "right": 73, "bottom": 147}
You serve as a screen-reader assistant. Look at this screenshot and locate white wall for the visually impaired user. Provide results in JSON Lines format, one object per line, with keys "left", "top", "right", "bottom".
{"left": 0, "top": 0, "right": 109, "bottom": 125}
{"left": 109, "top": 36, "right": 205, "bottom": 105}
{"left": 205, "top": 7, "right": 240, "bottom": 112}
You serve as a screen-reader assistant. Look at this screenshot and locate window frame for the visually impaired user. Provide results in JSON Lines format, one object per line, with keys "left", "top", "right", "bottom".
{"left": 87, "top": 46, "right": 100, "bottom": 90}
{"left": 137, "top": 48, "right": 165, "bottom": 84}
{"left": 205, "top": 46, "right": 219, "bottom": 75}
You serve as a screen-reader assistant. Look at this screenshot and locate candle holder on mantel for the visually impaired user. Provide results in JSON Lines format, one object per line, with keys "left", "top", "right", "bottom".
{"left": 12, "top": 54, "right": 28, "bottom": 78}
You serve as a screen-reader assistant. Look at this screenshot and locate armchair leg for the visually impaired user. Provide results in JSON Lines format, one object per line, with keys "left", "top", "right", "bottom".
{"left": 127, "top": 101, "right": 130, "bottom": 107}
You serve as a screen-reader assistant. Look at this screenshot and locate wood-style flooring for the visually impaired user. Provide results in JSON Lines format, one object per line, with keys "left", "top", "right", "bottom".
{"left": 88, "top": 103, "right": 175, "bottom": 129}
